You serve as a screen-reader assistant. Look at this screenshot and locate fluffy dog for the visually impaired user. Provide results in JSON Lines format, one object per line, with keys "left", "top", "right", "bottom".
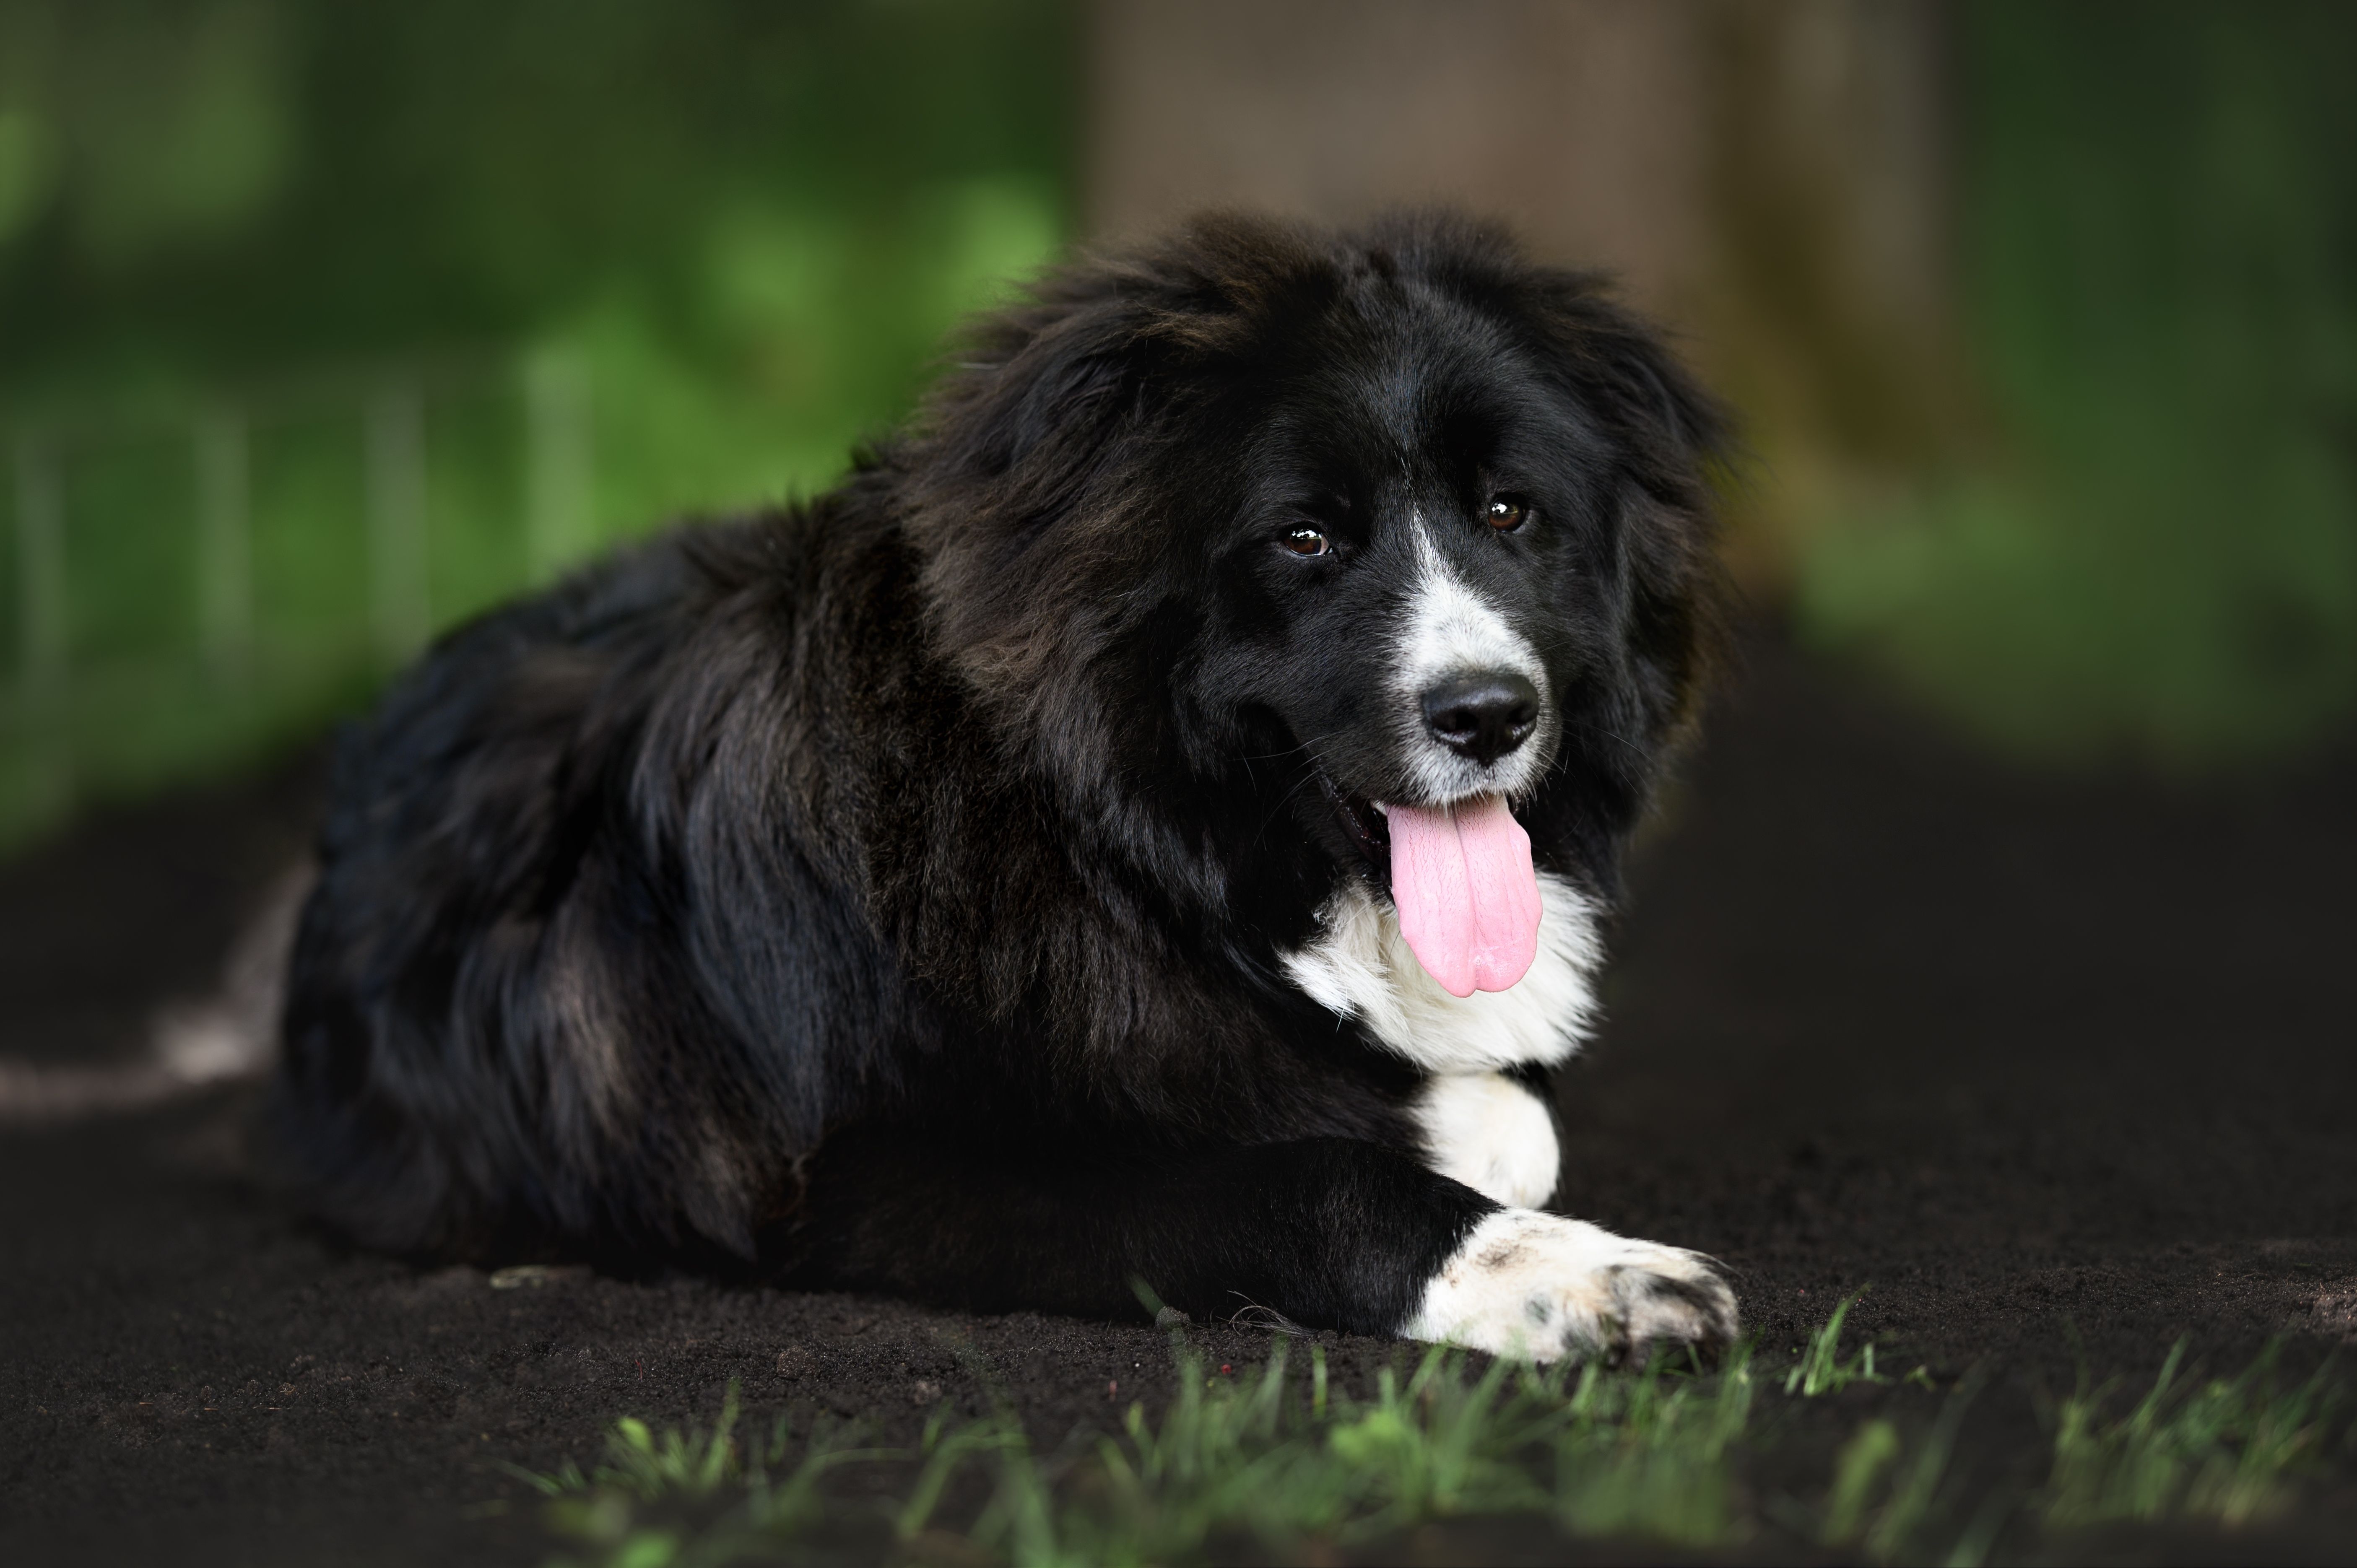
{"left": 270, "top": 212, "right": 1738, "bottom": 1362}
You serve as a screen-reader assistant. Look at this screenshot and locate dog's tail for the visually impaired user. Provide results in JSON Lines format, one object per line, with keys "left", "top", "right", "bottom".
{"left": 0, "top": 863, "right": 311, "bottom": 1124}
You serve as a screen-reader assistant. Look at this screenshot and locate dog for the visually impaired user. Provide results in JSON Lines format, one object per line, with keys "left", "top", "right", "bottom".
{"left": 268, "top": 212, "right": 1738, "bottom": 1363}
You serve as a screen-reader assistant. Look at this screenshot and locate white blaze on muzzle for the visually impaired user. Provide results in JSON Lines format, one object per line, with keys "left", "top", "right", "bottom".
{"left": 1385, "top": 520, "right": 1550, "bottom": 993}
{"left": 1395, "top": 525, "right": 1548, "bottom": 722}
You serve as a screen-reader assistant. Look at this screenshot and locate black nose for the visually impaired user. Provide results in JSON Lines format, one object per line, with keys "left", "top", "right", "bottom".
{"left": 1421, "top": 672, "right": 1540, "bottom": 766}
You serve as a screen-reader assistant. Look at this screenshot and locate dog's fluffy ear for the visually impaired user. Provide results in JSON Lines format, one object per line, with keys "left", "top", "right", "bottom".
{"left": 933, "top": 316, "right": 1140, "bottom": 491}
{"left": 895, "top": 261, "right": 1175, "bottom": 699}
{"left": 899, "top": 214, "right": 1331, "bottom": 679}
{"left": 912, "top": 212, "right": 1327, "bottom": 504}
{"left": 1523, "top": 273, "right": 1735, "bottom": 745}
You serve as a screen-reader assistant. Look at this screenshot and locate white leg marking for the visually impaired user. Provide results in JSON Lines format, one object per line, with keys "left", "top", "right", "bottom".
{"left": 1416, "top": 1072, "right": 1559, "bottom": 1208}
{"left": 1402, "top": 1208, "right": 1737, "bottom": 1364}
{"left": 1281, "top": 872, "right": 1602, "bottom": 1073}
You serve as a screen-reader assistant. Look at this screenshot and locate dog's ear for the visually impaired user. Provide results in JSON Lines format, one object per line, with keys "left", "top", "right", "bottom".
{"left": 913, "top": 213, "right": 1329, "bottom": 514}
{"left": 897, "top": 245, "right": 1214, "bottom": 703}
{"left": 903, "top": 215, "right": 1335, "bottom": 629}
{"left": 1538, "top": 288, "right": 1727, "bottom": 483}
{"left": 1523, "top": 275, "right": 1735, "bottom": 744}
{"left": 899, "top": 215, "right": 1336, "bottom": 737}
{"left": 928, "top": 297, "right": 1149, "bottom": 495}
{"left": 895, "top": 268, "right": 1182, "bottom": 711}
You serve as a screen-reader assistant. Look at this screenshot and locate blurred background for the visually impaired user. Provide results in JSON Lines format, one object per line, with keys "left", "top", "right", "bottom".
{"left": 0, "top": 0, "right": 2351, "bottom": 853}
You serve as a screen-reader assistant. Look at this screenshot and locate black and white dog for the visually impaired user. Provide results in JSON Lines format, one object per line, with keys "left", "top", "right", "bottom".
{"left": 270, "top": 212, "right": 1737, "bottom": 1363}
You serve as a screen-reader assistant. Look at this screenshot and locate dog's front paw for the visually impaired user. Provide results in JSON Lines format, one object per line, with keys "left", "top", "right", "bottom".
{"left": 1401, "top": 1208, "right": 1736, "bottom": 1364}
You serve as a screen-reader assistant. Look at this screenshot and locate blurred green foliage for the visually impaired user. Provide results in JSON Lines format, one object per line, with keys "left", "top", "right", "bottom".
{"left": 0, "top": 0, "right": 1071, "bottom": 845}
{"left": 0, "top": 0, "right": 1070, "bottom": 410}
{"left": 1798, "top": 1, "right": 2357, "bottom": 766}
{"left": 3, "top": 0, "right": 2351, "bottom": 856}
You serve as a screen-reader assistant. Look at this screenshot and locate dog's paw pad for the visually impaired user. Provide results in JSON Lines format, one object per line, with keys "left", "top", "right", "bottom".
{"left": 1402, "top": 1208, "right": 1736, "bottom": 1363}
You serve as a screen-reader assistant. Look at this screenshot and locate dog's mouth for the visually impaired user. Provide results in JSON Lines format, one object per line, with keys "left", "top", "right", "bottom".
{"left": 1315, "top": 769, "right": 1393, "bottom": 888}
{"left": 1311, "top": 769, "right": 1542, "bottom": 997}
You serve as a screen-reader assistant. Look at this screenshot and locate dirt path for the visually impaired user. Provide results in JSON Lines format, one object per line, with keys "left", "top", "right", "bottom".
{"left": 3, "top": 639, "right": 2353, "bottom": 1564}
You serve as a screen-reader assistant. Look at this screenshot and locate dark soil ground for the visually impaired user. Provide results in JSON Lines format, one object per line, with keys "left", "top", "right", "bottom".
{"left": 3, "top": 636, "right": 2354, "bottom": 1565}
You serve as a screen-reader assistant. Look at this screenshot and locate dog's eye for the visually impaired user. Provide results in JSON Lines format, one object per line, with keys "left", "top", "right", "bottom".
{"left": 1281, "top": 527, "right": 1332, "bottom": 558}
{"left": 1486, "top": 497, "right": 1531, "bottom": 534}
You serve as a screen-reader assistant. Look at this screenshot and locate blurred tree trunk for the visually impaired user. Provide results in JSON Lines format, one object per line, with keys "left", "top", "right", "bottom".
{"left": 1084, "top": 0, "right": 1974, "bottom": 590}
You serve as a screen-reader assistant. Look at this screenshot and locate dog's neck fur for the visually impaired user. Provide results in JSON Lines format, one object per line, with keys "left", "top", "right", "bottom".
{"left": 1280, "top": 870, "right": 1602, "bottom": 1075}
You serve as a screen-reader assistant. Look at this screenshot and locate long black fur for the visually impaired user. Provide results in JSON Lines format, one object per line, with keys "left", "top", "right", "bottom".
{"left": 269, "top": 212, "right": 1727, "bottom": 1334}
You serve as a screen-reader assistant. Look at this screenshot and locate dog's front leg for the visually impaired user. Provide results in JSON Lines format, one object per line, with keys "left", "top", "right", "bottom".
{"left": 783, "top": 1130, "right": 1734, "bottom": 1361}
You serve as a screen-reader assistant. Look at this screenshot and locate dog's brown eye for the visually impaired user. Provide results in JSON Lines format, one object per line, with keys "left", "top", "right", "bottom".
{"left": 1486, "top": 497, "right": 1530, "bottom": 533}
{"left": 1282, "top": 527, "right": 1331, "bottom": 557}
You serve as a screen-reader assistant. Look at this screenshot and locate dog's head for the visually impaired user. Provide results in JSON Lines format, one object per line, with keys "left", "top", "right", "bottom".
{"left": 895, "top": 212, "right": 1727, "bottom": 985}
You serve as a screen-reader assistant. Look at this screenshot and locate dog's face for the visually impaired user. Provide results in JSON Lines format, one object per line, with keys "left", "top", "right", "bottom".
{"left": 905, "top": 214, "right": 1723, "bottom": 942}
{"left": 1189, "top": 297, "right": 1632, "bottom": 894}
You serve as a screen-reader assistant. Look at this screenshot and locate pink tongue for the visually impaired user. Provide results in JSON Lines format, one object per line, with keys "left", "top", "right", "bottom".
{"left": 1382, "top": 796, "right": 1543, "bottom": 998}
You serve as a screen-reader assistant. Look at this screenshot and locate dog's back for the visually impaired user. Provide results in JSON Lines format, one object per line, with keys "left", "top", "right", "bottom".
{"left": 267, "top": 521, "right": 860, "bottom": 1267}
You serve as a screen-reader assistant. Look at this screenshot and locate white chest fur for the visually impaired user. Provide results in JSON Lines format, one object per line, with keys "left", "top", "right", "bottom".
{"left": 1280, "top": 870, "right": 1602, "bottom": 1074}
